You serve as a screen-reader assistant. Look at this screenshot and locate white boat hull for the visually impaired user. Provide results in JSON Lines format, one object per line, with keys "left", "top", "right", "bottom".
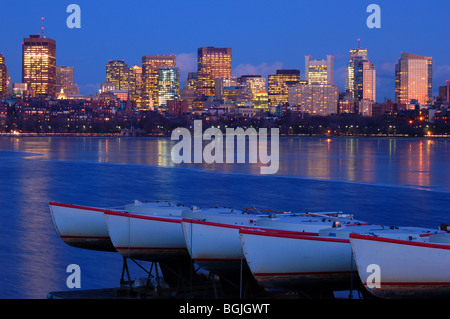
{"left": 240, "top": 228, "right": 356, "bottom": 291}
{"left": 182, "top": 218, "right": 245, "bottom": 273}
{"left": 49, "top": 202, "right": 115, "bottom": 251}
{"left": 105, "top": 210, "right": 188, "bottom": 261}
{"left": 350, "top": 233, "right": 450, "bottom": 299}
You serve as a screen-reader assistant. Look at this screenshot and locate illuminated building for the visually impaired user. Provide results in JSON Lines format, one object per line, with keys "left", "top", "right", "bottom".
{"left": 395, "top": 53, "right": 432, "bottom": 106}
{"left": 268, "top": 69, "right": 300, "bottom": 106}
{"left": 12, "top": 83, "right": 28, "bottom": 98}
{"left": 297, "top": 84, "right": 338, "bottom": 116}
{"left": 180, "top": 72, "right": 198, "bottom": 109}
{"left": 0, "top": 53, "right": 7, "bottom": 98}
{"left": 22, "top": 34, "right": 57, "bottom": 97}
{"left": 100, "top": 82, "right": 116, "bottom": 93}
{"left": 106, "top": 60, "right": 130, "bottom": 91}
{"left": 439, "top": 80, "right": 450, "bottom": 102}
{"left": 353, "top": 61, "right": 376, "bottom": 113}
{"left": 56, "top": 65, "right": 79, "bottom": 96}
{"left": 253, "top": 90, "right": 269, "bottom": 109}
{"left": 345, "top": 40, "right": 369, "bottom": 95}
{"left": 222, "top": 85, "right": 252, "bottom": 107}
{"left": 305, "top": 55, "right": 334, "bottom": 85}
{"left": 238, "top": 75, "right": 267, "bottom": 105}
{"left": 215, "top": 77, "right": 238, "bottom": 99}
{"left": 197, "top": 47, "right": 232, "bottom": 98}
{"left": 142, "top": 55, "right": 176, "bottom": 106}
{"left": 129, "top": 65, "right": 142, "bottom": 97}
{"left": 158, "top": 66, "right": 180, "bottom": 107}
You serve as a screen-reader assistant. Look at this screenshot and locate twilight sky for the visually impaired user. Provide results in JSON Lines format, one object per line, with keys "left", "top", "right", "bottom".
{"left": 0, "top": 0, "right": 449, "bottom": 102}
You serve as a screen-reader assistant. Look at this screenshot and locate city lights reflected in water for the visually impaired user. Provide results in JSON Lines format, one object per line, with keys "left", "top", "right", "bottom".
{"left": 0, "top": 136, "right": 448, "bottom": 191}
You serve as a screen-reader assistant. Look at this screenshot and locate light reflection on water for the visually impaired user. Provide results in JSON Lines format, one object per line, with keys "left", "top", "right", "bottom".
{"left": 0, "top": 136, "right": 449, "bottom": 299}
{"left": 1, "top": 136, "right": 449, "bottom": 191}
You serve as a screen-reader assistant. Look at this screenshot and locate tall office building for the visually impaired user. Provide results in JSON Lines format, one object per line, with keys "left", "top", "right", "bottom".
{"left": 268, "top": 69, "right": 300, "bottom": 106}
{"left": 158, "top": 66, "right": 180, "bottom": 107}
{"left": 0, "top": 53, "right": 7, "bottom": 98}
{"left": 142, "top": 55, "right": 176, "bottom": 106}
{"left": 355, "top": 61, "right": 376, "bottom": 102}
{"left": 22, "top": 34, "right": 57, "bottom": 96}
{"left": 345, "top": 41, "right": 369, "bottom": 94}
{"left": 395, "top": 53, "right": 432, "bottom": 105}
{"left": 180, "top": 72, "right": 198, "bottom": 109}
{"left": 305, "top": 55, "right": 334, "bottom": 85}
{"left": 56, "top": 65, "right": 79, "bottom": 95}
{"left": 129, "top": 64, "right": 142, "bottom": 97}
{"left": 106, "top": 60, "right": 130, "bottom": 91}
{"left": 197, "top": 47, "right": 232, "bottom": 98}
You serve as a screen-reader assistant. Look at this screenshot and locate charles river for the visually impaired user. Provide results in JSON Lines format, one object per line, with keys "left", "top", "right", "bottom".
{"left": 0, "top": 136, "right": 449, "bottom": 299}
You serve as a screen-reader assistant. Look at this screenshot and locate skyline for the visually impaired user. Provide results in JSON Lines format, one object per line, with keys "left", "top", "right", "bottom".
{"left": 0, "top": 0, "right": 449, "bottom": 101}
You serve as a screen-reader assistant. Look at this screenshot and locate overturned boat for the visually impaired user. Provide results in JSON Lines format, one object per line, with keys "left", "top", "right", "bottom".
{"left": 240, "top": 224, "right": 442, "bottom": 293}
{"left": 350, "top": 225, "right": 450, "bottom": 299}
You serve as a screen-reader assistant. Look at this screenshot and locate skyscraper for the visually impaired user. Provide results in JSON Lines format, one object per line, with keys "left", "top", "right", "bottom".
{"left": 345, "top": 40, "right": 369, "bottom": 94}
{"left": 354, "top": 61, "right": 376, "bottom": 102}
{"left": 0, "top": 53, "right": 7, "bottom": 98}
{"left": 268, "top": 69, "right": 300, "bottom": 106}
{"left": 106, "top": 60, "right": 130, "bottom": 91}
{"left": 22, "top": 34, "right": 56, "bottom": 96}
{"left": 158, "top": 66, "right": 180, "bottom": 107}
{"left": 56, "top": 65, "right": 79, "bottom": 95}
{"left": 395, "top": 53, "right": 433, "bottom": 105}
{"left": 142, "top": 55, "right": 176, "bottom": 106}
{"left": 344, "top": 41, "right": 376, "bottom": 114}
{"left": 305, "top": 55, "right": 334, "bottom": 85}
{"left": 129, "top": 64, "right": 142, "bottom": 97}
{"left": 197, "top": 47, "right": 232, "bottom": 98}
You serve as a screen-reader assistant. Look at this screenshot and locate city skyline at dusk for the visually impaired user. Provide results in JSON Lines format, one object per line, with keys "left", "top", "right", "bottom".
{"left": 0, "top": 0, "right": 448, "bottom": 102}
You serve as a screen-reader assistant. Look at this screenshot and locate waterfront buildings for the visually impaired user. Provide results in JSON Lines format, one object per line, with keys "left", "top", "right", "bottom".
{"left": 158, "top": 66, "right": 180, "bottom": 107}
{"left": 196, "top": 47, "right": 232, "bottom": 98}
{"left": 395, "top": 53, "right": 432, "bottom": 106}
{"left": 268, "top": 69, "right": 300, "bottom": 106}
{"left": 142, "top": 55, "right": 176, "bottom": 107}
{"left": 22, "top": 34, "right": 56, "bottom": 97}
{"left": 345, "top": 42, "right": 369, "bottom": 95}
{"left": 56, "top": 65, "right": 79, "bottom": 96}
{"left": 305, "top": 55, "right": 334, "bottom": 85}
{"left": 106, "top": 60, "right": 130, "bottom": 91}
{"left": 239, "top": 75, "right": 267, "bottom": 105}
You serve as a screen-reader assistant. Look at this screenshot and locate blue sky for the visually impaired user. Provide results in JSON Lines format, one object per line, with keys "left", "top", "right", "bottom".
{"left": 0, "top": 0, "right": 449, "bottom": 101}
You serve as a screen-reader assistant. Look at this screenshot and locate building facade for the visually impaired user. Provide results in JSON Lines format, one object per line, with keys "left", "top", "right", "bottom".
{"left": 142, "top": 55, "right": 176, "bottom": 107}
{"left": 197, "top": 47, "right": 232, "bottom": 98}
{"left": 395, "top": 53, "right": 432, "bottom": 106}
{"left": 305, "top": 55, "right": 334, "bottom": 85}
{"left": 0, "top": 53, "right": 7, "bottom": 98}
{"left": 106, "top": 60, "right": 130, "bottom": 91}
{"left": 158, "top": 66, "right": 180, "bottom": 107}
{"left": 56, "top": 65, "right": 79, "bottom": 96}
{"left": 22, "top": 34, "right": 57, "bottom": 97}
{"left": 268, "top": 69, "right": 300, "bottom": 106}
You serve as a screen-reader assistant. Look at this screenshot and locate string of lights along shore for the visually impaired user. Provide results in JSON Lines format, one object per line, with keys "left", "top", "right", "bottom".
{"left": 1, "top": 29, "right": 449, "bottom": 120}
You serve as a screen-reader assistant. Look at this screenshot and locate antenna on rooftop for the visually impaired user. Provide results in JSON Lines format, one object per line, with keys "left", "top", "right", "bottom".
{"left": 41, "top": 17, "right": 45, "bottom": 38}
{"left": 357, "top": 38, "right": 360, "bottom": 49}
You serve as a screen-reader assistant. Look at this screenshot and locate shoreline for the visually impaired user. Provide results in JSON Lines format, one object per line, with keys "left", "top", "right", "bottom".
{"left": 0, "top": 132, "right": 449, "bottom": 139}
